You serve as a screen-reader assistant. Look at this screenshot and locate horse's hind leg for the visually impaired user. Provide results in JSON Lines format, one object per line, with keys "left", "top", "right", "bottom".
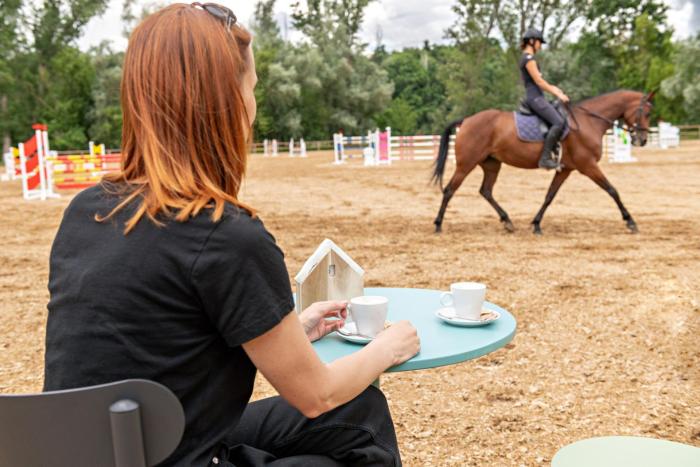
{"left": 434, "top": 160, "right": 480, "bottom": 233}
{"left": 532, "top": 168, "right": 572, "bottom": 235}
{"left": 479, "top": 157, "right": 514, "bottom": 232}
{"left": 579, "top": 162, "right": 638, "bottom": 233}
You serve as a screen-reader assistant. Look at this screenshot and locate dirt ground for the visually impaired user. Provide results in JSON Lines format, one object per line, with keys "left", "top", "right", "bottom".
{"left": 1, "top": 142, "right": 699, "bottom": 466}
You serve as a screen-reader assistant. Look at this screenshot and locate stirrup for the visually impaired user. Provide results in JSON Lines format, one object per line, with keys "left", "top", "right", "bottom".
{"left": 538, "top": 153, "right": 560, "bottom": 170}
{"left": 539, "top": 160, "right": 559, "bottom": 170}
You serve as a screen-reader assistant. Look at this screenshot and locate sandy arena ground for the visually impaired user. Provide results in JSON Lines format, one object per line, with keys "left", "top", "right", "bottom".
{"left": 1, "top": 142, "right": 699, "bottom": 466}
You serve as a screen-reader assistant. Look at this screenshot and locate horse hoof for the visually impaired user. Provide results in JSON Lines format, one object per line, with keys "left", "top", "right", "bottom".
{"left": 503, "top": 220, "right": 515, "bottom": 233}
{"left": 533, "top": 225, "right": 543, "bottom": 236}
{"left": 434, "top": 224, "right": 443, "bottom": 234}
{"left": 627, "top": 223, "right": 639, "bottom": 234}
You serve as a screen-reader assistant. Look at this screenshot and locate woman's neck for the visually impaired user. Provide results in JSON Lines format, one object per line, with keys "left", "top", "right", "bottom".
{"left": 524, "top": 46, "right": 536, "bottom": 55}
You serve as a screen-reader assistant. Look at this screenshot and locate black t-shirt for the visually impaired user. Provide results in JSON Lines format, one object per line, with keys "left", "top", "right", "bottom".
{"left": 44, "top": 184, "right": 295, "bottom": 466}
{"left": 519, "top": 53, "right": 544, "bottom": 100}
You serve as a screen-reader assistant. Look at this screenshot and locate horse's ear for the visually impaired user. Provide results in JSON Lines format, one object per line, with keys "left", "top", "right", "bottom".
{"left": 646, "top": 89, "right": 658, "bottom": 101}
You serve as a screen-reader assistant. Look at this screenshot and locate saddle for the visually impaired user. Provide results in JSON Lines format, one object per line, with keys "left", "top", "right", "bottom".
{"left": 514, "top": 100, "right": 570, "bottom": 143}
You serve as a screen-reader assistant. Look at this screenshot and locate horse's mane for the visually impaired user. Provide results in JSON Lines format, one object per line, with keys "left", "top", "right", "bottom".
{"left": 573, "top": 89, "right": 643, "bottom": 107}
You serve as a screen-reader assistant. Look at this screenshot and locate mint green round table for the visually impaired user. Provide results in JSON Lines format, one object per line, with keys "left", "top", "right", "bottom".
{"left": 312, "top": 288, "right": 516, "bottom": 372}
{"left": 552, "top": 437, "right": 700, "bottom": 467}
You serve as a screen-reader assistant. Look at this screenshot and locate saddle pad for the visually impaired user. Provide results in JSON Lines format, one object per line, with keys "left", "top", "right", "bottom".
{"left": 514, "top": 112, "right": 570, "bottom": 142}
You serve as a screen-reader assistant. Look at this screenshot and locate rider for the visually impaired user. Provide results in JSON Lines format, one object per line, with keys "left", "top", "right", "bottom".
{"left": 520, "top": 29, "right": 570, "bottom": 170}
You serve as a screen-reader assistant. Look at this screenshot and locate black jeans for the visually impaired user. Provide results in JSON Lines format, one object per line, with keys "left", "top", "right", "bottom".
{"left": 528, "top": 96, "right": 565, "bottom": 130}
{"left": 216, "top": 386, "right": 401, "bottom": 467}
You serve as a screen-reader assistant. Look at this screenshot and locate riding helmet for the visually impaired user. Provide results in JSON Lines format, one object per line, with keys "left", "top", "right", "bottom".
{"left": 523, "top": 28, "right": 546, "bottom": 44}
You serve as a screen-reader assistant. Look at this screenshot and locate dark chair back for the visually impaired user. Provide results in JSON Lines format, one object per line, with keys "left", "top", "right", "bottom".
{"left": 0, "top": 379, "right": 185, "bottom": 467}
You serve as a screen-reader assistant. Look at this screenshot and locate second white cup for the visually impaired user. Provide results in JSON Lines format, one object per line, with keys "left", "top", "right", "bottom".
{"left": 348, "top": 296, "right": 389, "bottom": 337}
{"left": 440, "top": 282, "right": 486, "bottom": 320}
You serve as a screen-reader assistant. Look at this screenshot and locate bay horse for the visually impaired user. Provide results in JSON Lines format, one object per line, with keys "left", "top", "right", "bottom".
{"left": 432, "top": 90, "right": 654, "bottom": 235}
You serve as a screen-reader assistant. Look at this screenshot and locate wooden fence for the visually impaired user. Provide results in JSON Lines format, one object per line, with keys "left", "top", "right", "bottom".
{"left": 678, "top": 125, "right": 700, "bottom": 140}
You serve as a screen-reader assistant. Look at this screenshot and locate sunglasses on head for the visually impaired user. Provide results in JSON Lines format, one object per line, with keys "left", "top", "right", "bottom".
{"left": 192, "top": 2, "right": 238, "bottom": 29}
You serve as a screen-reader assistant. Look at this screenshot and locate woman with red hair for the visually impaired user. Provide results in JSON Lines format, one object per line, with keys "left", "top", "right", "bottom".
{"left": 43, "top": 3, "right": 419, "bottom": 466}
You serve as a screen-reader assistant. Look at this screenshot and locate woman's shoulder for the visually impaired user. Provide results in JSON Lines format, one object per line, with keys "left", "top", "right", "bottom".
{"left": 194, "top": 203, "right": 284, "bottom": 271}
{"left": 520, "top": 52, "right": 535, "bottom": 64}
{"left": 61, "top": 183, "right": 117, "bottom": 217}
{"left": 209, "top": 203, "right": 274, "bottom": 245}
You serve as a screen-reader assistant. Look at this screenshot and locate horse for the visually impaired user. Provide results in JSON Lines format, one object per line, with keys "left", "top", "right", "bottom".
{"left": 431, "top": 90, "right": 654, "bottom": 235}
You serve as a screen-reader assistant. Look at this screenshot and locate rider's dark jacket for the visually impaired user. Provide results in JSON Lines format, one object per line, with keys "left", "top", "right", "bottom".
{"left": 519, "top": 52, "right": 565, "bottom": 130}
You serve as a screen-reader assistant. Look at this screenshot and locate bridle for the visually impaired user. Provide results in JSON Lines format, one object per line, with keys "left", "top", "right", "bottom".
{"left": 567, "top": 95, "right": 652, "bottom": 142}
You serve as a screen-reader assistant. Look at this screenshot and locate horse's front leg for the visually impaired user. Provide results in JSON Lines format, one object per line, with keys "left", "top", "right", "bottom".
{"left": 579, "top": 162, "right": 638, "bottom": 233}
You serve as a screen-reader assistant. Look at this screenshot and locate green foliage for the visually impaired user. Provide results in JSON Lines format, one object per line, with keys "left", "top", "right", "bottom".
{"left": 291, "top": 0, "right": 374, "bottom": 50}
{"left": 31, "top": 0, "right": 109, "bottom": 61}
{"left": 615, "top": 13, "right": 674, "bottom": 91}
{"left": 376, "top": 98, "right": 418, "bottom": 134}
{"left": 43, "top": 46, "right": 96, "bottom": 148}
{"left": 251, "top": 0, "right": 290, "bottom": 139}
{"left": 0, "top": 0, "right": 23, "bottom": 151}
{"left": 257, "top": 0, "right": 392, "bottom": 139}
{"left": 88, "top": 43, "right": 123, "bottom": 148}
{"left": 447, "top": 0, "right": 590, "bottom": 52}
{"left": 587, "top": 0, "right": 669, "bottom": 45}
{"left": 661, "top": 36, "right": 700, "bottom": 123}
{"left": 438, "top": 40, "right": 520, "bottom": 120}
{"left": 378, "top": 45, "right": 447, "bottom": 134}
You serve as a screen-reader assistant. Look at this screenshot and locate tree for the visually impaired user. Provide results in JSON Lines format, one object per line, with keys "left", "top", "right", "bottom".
{"left": 615, "top": 13, "right": 674, "bottom": 90}
{"left": 542, "top": 34, "right": 619, "bottom": 101}
{"left": 447, "top": 0, "right": 590, "bottom": 55}
{"left": 661, "top": 36, "right": 700, "bottom": 123}
{"left": 43, "top": 46, "right": 96, "bottom": 148}
{"left": 291, "top": 0, "right": 375, "bottom": 50}
{"left": 30, "top": 0, "right": 110, "bottom": 62}
{"left": 16, "top": 0, "right": 110, "bottom": 149}
{"left": 252, "top": 0, "right": 283, "bottom": 50}
{"left": 0, "top": 0, "right": 23, "bottom": 152}
{"left": 287, "top": 0, "right": 392, "bottom": 138}
{"left": 376, "top": 98, "right": 418, "bottom": 134}
{"left": 284, "top": 44, "right": 392, "bottom": 138}
{"left": 438, "top": 41, "right": 520, "bottom": 119}
{"left": 89, "top": 43, "right": 124, "bottom": 148}
{"left": 378, "top": 45, "right": 448, "bottom": 134}
{"left": 587, "top": 0, "right": 669, "bottom": 46}
{"left": 251, "top": 0, "right": 300, "bottom": 139}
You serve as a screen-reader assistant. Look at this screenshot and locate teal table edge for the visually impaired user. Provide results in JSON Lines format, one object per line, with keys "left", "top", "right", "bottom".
{"left": 389, "top": 296, "right": 516, "bottom": 373}
{"left": 312, "top": 287, "right": 517, "bottom": 373}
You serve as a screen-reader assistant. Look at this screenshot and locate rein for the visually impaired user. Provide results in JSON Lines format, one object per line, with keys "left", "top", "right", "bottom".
{"left": 565, "top": 96, "right": 651, "bottom": 137}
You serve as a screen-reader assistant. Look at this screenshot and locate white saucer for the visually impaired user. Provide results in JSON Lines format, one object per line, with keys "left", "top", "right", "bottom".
{"left": 435, "top": 307, "right": 500, "bottom": 327}
{"left": 336, "top": 322, "right": 373, "bottom": 345}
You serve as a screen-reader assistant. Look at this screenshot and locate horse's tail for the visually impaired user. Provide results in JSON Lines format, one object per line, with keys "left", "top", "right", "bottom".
{"left": 431, "top": 118, "right": 464, "bottom": 191}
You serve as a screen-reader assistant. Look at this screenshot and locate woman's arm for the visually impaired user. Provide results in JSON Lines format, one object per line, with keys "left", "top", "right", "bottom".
{"left": 243, "top": 311, "right": 420, "bottom": 418}
{"left": 525, "top": 60, "right": 569, "bottom": 103}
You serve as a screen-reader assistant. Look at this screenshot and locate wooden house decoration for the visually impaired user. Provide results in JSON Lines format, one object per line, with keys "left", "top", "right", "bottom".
{"left": 295, "top": 239, "right": 365, "bottom": 313}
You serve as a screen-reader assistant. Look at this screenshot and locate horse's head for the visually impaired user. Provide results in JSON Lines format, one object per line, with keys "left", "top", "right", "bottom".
{"left": 623, "top": 91, "right": 655, "bottom": 147}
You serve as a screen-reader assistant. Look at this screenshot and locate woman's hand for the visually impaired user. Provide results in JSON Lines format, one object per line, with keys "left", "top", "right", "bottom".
{"left": 554, "top": 87, "right": 570, "bottom": 103}
{"left": 299, "top": 301, "right": 348, "bottom": 342}
{"left": 371, "top": 320, "right": 420, "bottom": 366}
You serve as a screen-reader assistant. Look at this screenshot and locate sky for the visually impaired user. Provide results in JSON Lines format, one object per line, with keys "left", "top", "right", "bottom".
{"left": 78, "top": 0, "right": 700, "bottom": 52}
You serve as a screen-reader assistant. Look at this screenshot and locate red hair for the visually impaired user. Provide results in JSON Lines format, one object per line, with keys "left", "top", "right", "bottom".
{"left": 100, "top": 3, "right": 254, "bottom": 233}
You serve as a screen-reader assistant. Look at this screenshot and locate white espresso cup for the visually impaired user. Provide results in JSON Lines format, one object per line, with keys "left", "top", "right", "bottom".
{"left": 440, "top": 282, "right": 486, "bottom": 320}
{"left": 347, "top": 296, "right": 389, "bottom": 338}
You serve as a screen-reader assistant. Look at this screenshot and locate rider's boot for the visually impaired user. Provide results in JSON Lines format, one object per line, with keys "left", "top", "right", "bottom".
{"left": 538, "top": 125, "right": 563, "bottom": 170}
